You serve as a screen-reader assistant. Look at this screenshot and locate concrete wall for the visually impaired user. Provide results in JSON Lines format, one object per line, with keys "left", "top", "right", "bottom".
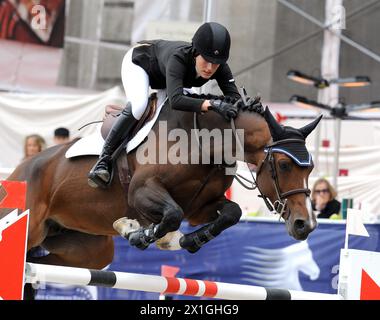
{"left": 58, "top": 0, "right": 133, "bottom": 90}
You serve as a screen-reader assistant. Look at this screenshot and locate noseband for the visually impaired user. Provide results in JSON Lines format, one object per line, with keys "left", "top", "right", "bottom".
{"left": 255, "top": 139, "right": 311, "bottom": 218}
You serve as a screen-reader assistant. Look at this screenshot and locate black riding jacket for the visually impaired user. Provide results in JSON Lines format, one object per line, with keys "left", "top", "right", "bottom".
{"left": 131, "top": 40, "right": 240, "bottom": 113}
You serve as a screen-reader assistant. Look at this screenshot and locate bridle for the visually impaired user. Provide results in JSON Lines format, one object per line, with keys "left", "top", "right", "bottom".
{"left": 231, "top": 119, "right": 312, "bottom": 220}
{"left": 253, "top": 139, "right": 312, "bottom": 219}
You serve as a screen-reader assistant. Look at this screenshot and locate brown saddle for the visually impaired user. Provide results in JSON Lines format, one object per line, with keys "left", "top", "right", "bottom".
{"left": 101, "top": 92, "right": 158, "bottom": 140}
{"left": 101, "top": 93, "right": 158, "bottom": 193}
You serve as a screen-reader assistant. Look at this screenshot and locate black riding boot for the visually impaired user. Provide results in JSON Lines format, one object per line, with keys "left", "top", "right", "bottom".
{"left": 88, "top": 104, "right": 137, "bottom": 188}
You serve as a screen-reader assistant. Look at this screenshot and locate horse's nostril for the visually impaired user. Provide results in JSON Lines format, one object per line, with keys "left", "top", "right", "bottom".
{"left": 294, "top": 219, "right": 306, "bottom": 231}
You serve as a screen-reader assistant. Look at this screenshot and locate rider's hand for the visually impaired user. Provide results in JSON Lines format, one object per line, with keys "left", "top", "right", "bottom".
{"left": 201, "top": 100, "right": 210, "bottom": 113}
{"left": 209, "top": 99, "right": 238, "bottom": 121}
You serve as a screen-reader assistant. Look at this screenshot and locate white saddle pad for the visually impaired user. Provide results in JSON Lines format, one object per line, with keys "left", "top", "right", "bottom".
{"left": 65, "top": 91, "right": 168, "bottom": 159}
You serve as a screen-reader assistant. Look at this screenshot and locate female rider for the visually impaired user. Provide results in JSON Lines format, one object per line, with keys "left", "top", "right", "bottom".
{"left": 88, "top": 22, "right": 241, "bottom": 188}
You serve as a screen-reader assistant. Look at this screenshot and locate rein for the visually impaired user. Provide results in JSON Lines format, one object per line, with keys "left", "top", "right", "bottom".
{"left": 181, "top": 113, "right": 225, "bottom": 214}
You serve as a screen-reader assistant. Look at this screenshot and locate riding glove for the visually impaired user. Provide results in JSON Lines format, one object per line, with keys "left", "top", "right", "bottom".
{"left": 209, "top": 99, "right": 238, "bottom": 121}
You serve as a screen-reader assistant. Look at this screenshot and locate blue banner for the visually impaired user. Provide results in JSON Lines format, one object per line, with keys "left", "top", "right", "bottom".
{"left": 35, "top": 219, "right": 380, "bottom": 300}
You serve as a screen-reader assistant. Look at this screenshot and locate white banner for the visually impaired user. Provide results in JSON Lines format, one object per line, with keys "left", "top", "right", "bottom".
{"left": 0, "top": 86, "right": 125, "bottom": 168}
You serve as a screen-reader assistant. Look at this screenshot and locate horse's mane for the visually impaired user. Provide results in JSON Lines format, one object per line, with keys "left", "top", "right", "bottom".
{"left": 184, "top": 93, "right": 265, "bottom": 116}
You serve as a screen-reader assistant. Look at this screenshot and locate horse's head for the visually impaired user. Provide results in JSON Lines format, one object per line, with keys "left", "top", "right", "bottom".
{"left": 255, "top": 107, "right": 322, "bottom": 240}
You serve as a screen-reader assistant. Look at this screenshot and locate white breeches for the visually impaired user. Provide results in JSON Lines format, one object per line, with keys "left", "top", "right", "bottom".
{"left": 121, "top": 48, "right": 150, "bottom": 120}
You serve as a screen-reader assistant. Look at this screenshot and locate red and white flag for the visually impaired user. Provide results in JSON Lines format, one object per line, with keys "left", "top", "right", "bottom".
{"left": 344, "top": 208, "right": 369, "bottom": 250}
{"left": 0, "top": 180, "right": 29, "bottom": 300}
{"left": 0, "top": 210, "right": 29, "bottom": 300}
{"left": 0, "top": 181, "right": 27, "bottom": 211}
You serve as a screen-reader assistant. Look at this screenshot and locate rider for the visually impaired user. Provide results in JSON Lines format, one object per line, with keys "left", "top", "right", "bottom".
{"left": 88, "top": 22, "right": 241, "bottom": 188}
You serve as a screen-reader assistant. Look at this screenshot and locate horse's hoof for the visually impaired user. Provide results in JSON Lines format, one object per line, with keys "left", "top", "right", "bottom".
{"left": 156, "top": 230, "right": 183, "bottom": 251}
{"left": 179, "top": 235, "right": 201, "bottom": 254}
{"left": 113, "top": 218, "right": 140, "bottom": 238}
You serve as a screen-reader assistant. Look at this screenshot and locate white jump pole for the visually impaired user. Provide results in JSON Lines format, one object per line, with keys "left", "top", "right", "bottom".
{"left": 25, "top": 263, "right": 342, "bottom": 300}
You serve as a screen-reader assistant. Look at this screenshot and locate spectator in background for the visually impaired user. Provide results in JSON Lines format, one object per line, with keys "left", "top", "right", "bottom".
{"left": 23, "top": 134, "right": 46, "bottom": 161}
{"left": 311, "top": 178, "right": 341, "bottom": 218}
{"left": 21, "top": 132, "right": 48, "bottom": 299}
{"left": 53, "top": 127, "right": 70, "bottom": 145}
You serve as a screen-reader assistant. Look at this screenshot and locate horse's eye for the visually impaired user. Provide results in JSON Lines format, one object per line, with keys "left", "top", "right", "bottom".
{"left": 279, "top": 160, "right": 292, "bottom": 172}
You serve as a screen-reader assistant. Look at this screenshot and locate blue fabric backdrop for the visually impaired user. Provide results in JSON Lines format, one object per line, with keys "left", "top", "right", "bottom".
{"left": 35, "top": 219, "right": 380, "bottom": 300}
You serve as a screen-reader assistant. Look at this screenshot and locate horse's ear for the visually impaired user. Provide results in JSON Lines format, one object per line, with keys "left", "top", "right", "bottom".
{"left": 299, "top": 114, "right": 323, "bottom": 139}
{"left": 264, "top": 106, "right": 284, "bottom": 140}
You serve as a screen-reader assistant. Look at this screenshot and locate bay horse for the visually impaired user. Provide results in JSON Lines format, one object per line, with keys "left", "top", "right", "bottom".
{"left": 1, "top": 96, "right": 321, "bottom": 271}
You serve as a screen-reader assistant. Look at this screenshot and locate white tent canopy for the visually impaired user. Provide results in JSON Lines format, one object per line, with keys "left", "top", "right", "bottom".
{"left": 0, "top": 86, "right": 125, "bottom": 168}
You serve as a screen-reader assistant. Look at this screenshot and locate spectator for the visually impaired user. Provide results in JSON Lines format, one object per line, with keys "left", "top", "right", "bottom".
{"left": 53, "top": 127, "right": 70, "bottom": 145}
{"left": 21, "top": 133, "right": 47, "bottom": 299}
{"left": 23, "top": 134, "right": 46, "bottom": 161}
{"left": 311, "top": 178, "right": 341, "bottom": 218}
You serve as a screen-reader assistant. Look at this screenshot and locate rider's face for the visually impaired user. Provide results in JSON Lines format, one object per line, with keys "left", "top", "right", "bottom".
{"left": 195, "top": 55, "right": 220, "bottom": 79}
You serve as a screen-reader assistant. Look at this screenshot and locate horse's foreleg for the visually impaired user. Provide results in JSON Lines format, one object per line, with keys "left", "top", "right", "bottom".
{"left": 127, "top": 178, "right": 184, "bottom": 250}
{"left": 180, "top": 198, "right": 242, "bottom": 253}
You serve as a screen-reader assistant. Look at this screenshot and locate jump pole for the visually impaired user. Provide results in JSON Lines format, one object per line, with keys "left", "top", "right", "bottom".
{"left": 25, "top": 262, "right": 342, "bottom": 300}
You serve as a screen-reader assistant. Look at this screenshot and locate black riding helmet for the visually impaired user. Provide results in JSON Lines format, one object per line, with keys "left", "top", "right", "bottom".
{"left": 192, "top": 22, "right": 231, "bottom": 65}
